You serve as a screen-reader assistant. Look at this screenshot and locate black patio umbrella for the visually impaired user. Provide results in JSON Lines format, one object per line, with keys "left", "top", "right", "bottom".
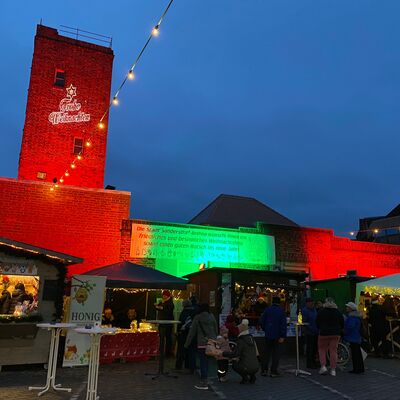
{"left": 85, "top": 261, "right": 187, "bottom": 290}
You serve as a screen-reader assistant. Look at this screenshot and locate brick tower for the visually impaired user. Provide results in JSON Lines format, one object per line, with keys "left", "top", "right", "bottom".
{"left": 18, "top": 25, "right": 114, "bottom": 189}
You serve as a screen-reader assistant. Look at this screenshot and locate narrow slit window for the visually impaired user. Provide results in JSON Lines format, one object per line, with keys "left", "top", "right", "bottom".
{"left": 54, "top": 70, "right": 65, "bottom": 87}
{"left": 73, "top": 138, "right": 83, "bottom": 155}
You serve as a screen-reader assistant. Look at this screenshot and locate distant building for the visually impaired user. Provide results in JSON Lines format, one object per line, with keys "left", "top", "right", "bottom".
{"left": 357, "top": 204, "right": 400, "bottom": 244}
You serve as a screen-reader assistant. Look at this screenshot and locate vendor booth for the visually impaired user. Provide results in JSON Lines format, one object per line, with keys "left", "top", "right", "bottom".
{"left": 86, "top": 261, "right": 187, "bottom": 364}
{"left": 0, "top": 237, "right": 82, "bottom": 367}
{"left": 185, "top": 267, "right": 307, "bottom": 355}
{"left": 356, "top": 274, "right": 400, "bottom": 355}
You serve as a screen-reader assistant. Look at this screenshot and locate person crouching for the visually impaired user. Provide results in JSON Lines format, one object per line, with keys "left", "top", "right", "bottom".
{"left": 220, "top": 319, "right": 259, "bottom": 384}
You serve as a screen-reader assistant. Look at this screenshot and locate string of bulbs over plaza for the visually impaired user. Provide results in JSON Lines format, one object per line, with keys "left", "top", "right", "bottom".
{"left": 50, "top": 0, "right": 174, "bottom": 191}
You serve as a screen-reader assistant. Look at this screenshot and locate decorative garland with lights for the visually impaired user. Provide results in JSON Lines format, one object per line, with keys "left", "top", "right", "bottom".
{"left": 51, "top": 0, "right": 175, "bottom": 191}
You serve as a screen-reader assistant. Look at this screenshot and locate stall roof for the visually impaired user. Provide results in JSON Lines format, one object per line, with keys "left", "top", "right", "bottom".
{"left": 85, "top": 261, "right": 188, "bottom": 289}
{"left": 356, "top": 273, "right": 400, "bottom": 301}
{"left": 0, "top": 237, "right": 83, "bottom": 265}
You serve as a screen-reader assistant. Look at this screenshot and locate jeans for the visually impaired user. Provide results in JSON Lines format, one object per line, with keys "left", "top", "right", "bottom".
{"left": 197, "top": 348, "right": 208, "bottom": 380}
{"left": 305, "top": 335, "right": 318, "bottom": 367}
{"left": 263, "top": 338, "right": 281, "bottom": 374}
{"left": 349, "top": 342, "right": 364, "bottom": 372}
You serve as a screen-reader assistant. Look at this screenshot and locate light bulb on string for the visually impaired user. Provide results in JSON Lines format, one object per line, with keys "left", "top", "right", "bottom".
{"left": 128, "top": 70, "right": 135, "bottom": 80}
{"left": 85, "top": 140, "right": 91, "bottom": 147}
{"left": 112, "top": 96, "right": 119, "bottom": 105}
{"left": 71, "top": 163, "right": 76, "bottom": 169}
{"left": 65, "top": 171, "right": 70, "bottom": 177}
{"left": 77, "top": 154, "right": 82, "bottom": 160}
{"left": 152, "top": 25, "right": 160, "bottom": 36}
{"left": 50, "top": 187, "right": 54, "bottom": 192}
{"left": 60, "top": 178, "right": 64, "bottom": 183}
{"left": 55, "top": 184, "right": 59, "bottom": 188}
{"left": 350, "top": 232, "right": 355, "bottom": 236}
{"left": 98, "top": 122, "right": 105, "bottom": 129}
{"left": 373, "top": 229, "right": 379, "bottom": 234}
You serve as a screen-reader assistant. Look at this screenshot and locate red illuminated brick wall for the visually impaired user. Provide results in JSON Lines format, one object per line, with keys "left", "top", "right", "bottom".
{"left": 0, "top": 178, "right": 130, "bottom": 275}
{"left": 262, "top": 225, "right": 400, "bottom": 280}
{"left": 18, "top": 25, "right": 113, "bottom": 189}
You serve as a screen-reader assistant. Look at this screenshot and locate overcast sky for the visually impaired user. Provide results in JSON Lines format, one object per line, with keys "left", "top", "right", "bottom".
{"left": 1, "top": 0, "right": 400, "bottom": 235}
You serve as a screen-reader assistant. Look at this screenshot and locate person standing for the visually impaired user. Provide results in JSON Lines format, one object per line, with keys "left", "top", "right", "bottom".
{"left": 155, "top": 290, "right": 175, "bottom": 356}
{"left": 302, "top": 298, "right": 318, "bottom": 369}
{"left": 175, "top": 299, "right": 195, "bottom": 371}
{"left": 260, "top": 296, "right": 287, "bottom": 377}
{"left": 316, "top": 297, "right": 344, "bottom": 377}
{"left": 369, "top": 299, "right": 389, "bottom": 357}
{"left": 344, "top": 302, "right": 365, "bottom": 374}
{"left": 184, "top": 303, "right": 218, "bottom": 390}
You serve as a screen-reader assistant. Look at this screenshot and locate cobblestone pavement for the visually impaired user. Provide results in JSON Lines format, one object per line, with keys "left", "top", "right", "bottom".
{"left": 1, "top": 356, "right": 399, "bottom": 400}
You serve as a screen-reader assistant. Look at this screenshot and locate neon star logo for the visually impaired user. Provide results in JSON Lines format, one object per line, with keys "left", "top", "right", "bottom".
{"left": 66, "top": 84, "right": 77, "bottom": 100}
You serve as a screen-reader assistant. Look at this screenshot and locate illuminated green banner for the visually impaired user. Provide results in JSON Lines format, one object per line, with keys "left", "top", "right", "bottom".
{"left": 130, "top": 220, "right": 275, "bottom": 277}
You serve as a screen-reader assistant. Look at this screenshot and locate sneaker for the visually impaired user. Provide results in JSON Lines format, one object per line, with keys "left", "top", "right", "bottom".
{"left": 195, "top": 381, "right": 209, "bottom": 390}
{"left": 319, "top": 366, "right": 328, "bottom": 375}
{"left": 260, "top": 370, "right": 268, "bottom": 377}
{"left": 218, "top": 376, "right": 228, "bottom": 383}
{"left": 330, "top": 369, "right": 336, "bottom": 377}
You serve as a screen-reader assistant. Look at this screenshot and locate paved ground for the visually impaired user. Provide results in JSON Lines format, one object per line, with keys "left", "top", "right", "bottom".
{"left": 1, "top": 356, "right": 400, "bottom": 400}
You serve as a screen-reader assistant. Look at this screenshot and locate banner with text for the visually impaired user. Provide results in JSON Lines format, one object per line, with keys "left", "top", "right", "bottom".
{"left": 63, "top": 275, "right": 106, "bottom": 367}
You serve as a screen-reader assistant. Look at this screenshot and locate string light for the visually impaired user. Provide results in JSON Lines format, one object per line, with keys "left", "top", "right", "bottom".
{"left": 349, "top": 231, "right": 355, "bottom": 236}
{"left": 50, "top": 187, "right": 54, "bottom": 191}
{"left": 53, "top": 0, "right": 175, "bottom": 189}
{"left": 373, "top": 229, "right": 379, "bottom": 234}
{"left": 77, "top": 154, "right": 82, "bottom": 160}
{"left": 59, "top": 178, "right": 64, "bottom": 183}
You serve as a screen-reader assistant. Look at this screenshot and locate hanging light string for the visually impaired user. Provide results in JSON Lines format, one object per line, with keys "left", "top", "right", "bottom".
{"left": 51, "top": 0, "right": 175, "bottom": 191}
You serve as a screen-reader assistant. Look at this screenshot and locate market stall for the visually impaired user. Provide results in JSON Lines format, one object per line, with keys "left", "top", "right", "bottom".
{"left": 185, "top": 267, "right": 308, "bottom": 354}
{"left": 356, "top": 273, "right": 400, "bottom": 354}
{"left": 0, "top": 237, "right": 82, "bottom": 367}
{"left": 86, "top": 261, "right": 187, "bottom": 364}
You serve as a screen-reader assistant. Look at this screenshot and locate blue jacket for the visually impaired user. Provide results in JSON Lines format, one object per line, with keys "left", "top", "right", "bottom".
{"left": 260, "top": 304, "right": 287, "bottom": 339}
{"left": 343, "top": 313, "right": 361, "bottom": 344}
{"left": 302, "top": 306, "right": 318, "bottom": 336}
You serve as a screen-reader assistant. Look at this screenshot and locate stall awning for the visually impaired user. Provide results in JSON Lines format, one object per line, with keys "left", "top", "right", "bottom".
{"left": 356, "top": 273, "right": 400, "bottom": 302}
{"left": 85, "top": 261, "right": 187, "bottom": 290}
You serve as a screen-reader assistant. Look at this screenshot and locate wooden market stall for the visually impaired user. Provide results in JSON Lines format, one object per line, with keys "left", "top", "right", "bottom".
{"left": 0, "top": 237, "right": 82, "bottom": 367}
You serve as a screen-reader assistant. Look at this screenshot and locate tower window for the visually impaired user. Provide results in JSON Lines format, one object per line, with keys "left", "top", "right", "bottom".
{"left": 54, "top": 69, "right": 65, "bottom": 87}
{"left": 73, "top": 138, "right": 83, "bottom": 155}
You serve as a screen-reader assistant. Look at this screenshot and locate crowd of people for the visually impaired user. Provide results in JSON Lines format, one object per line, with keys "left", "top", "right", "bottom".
{"left": 100, "top": 290, "right": 395, "bottom": 391}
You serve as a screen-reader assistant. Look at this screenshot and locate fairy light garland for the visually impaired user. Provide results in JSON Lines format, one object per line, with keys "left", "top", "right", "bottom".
{"left": 51, "top": 0, "right": 175, "bottom": 190}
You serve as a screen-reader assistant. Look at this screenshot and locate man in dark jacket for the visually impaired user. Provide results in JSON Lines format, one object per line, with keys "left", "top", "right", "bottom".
{"left": 369, "top": 299, "right": 389, "bottom": 357}
{"left": 302, "top": 298, "right": 318, "bottom": 368}
{"left": 155, "top": 290, "right": 175, "bottom": 356}
{"left": 175, "top": 299, "right": 195, "bottom": 371}
{"left": 222, "top": 319, "right": 259, "bottom": 384}
{"left": 260, "top": 296, "right": 287, "bottom": 377}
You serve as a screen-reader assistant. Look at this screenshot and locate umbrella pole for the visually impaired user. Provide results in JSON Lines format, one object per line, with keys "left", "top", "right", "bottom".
{"left": 145, "top": 291, "right": 149, "bottom": 319}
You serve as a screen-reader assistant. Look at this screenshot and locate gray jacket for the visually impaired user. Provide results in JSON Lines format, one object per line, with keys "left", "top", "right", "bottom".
{"left": 185, "top": 311, "right": 217, "bottom": 348}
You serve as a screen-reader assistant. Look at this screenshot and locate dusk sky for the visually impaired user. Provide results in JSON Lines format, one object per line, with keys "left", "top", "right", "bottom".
{"left": 1, "top": 0, "right": 400, "bottom": 235}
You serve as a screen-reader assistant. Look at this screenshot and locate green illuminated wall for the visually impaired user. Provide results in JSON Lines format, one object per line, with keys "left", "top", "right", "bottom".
{"left": 130, "top": 220, "right": 275, "bottom": 277}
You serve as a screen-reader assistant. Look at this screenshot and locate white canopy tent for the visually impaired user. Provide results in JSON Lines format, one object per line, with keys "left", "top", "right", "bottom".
{"left": 356, "top": 273, "right": 400, "bottom": 304}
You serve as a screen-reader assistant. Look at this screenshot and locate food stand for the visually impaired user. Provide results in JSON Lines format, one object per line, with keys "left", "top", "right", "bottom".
{"left": 185, "top": 267, "right": 308, "bottom": 353}
{"left": 356, "top": 273, "right": 400, "bottom": 355}
{"left": 0, "top": 237, "right": 82, "bottom": 367}
{"left": 86, "top": 261, "right": 187, "bottom": 364}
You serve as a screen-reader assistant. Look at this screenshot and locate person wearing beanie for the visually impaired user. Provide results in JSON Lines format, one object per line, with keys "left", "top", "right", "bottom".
{"left": 155, "top": 289, "right": 175, "bottom": 356}
{"left": 221, "top": 319, "right": 259, "bottom": 384}
{"left": 254, "top": 293, "right": 268, "bottom": 315}
{"left": 175, "top": 299, "right": 195, "bottom": 371}
{"left": 316, "top": 297, "right": 344, "bottom": 376}
{"left": 259, "top": 296, "right": 287, "bottom": 377}
{"left": 344, "top": 302, "right": 364, "bottom": 373}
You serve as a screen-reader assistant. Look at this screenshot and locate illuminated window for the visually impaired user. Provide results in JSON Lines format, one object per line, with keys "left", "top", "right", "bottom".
{"left": 73, "top": 138, "right": 83, "bottom": 155}
{"left": 54, "top": 70, "right": 65, "bottom": 87}
{"left": 36, "top": 171, "right": 46, "bottom": 180}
